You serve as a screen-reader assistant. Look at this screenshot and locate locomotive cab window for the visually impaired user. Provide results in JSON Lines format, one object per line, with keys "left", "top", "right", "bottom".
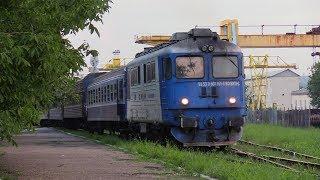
{"left": 146, "top": 62, "right": 156, "bottom": 83}
{"left": 130, "top": 67, "right": 141, "bottom": 86}
{"left": 212, "top": 56, "right": 239, "bottom": 78}
{"left": 163, "top": 58, "right": 172, "bottom": 80}
{"left": 176, "top": 56, "right": 204, "bottom": 79}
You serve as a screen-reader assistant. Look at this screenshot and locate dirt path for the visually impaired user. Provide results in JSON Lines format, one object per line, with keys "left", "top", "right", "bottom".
{"left": 0, "top": 128, "right": 175, "bottom": 180}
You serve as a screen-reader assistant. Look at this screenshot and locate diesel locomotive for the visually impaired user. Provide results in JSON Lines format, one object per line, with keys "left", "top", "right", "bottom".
{"left": 41, "top": 28, "right": 246, "bottom": 147}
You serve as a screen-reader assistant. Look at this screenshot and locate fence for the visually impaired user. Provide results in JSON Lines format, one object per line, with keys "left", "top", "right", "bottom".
{"left": 246, "top": 109, "right": 311, "bottom": 127}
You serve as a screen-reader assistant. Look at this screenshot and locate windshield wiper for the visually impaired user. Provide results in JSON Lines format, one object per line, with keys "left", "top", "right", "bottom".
{"left": 225, "top": 56, "right": 238, "bottom": 68}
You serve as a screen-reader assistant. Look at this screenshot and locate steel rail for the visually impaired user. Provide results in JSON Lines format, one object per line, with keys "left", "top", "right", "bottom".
{"left": 230, "top": 148, "right": 298, "bottom": 172}
{"left": 239, "top": 140, "right": 320, "bottom": 161}
{"left": 262, "top": 155, "right": 320, "bottom": 169}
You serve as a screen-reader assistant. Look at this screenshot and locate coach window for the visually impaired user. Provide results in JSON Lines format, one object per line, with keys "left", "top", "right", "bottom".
{"left": 163, "top": 58, "right": 172, "bottom": 80}
{"left": 91, "top": 90, "right": 94, "bottom": 104}
{"left": 107, "top": 85, "right": 110, "bottom": 102}
{"left": 176, "top": 56, "right": 204, "bottom": 78}
{"left": 93, "top": 90, "right": 95, "bottom": 104}
{"left": 88, "top": 90, "right": 90, "bottom": 105}
{"left": 110, "top": 84, "right": 114, "bottom": 102}
{"left": 130, "top": 67, "right": 141, "bottom": 86}
{"left": 119, "top": 80, "right": 123, "bottom": 100}
{"left": 104, "top": 86, "right": 107, "bottom": 103}
{"left": 114, "top": 83, "right": 118, "bottom": 101}
{"left": 98, "top": 87, "right": 101, "bottom": 103}
{"left": 130, "top": 68, "right": 136, "bottom": 86}
{"left": 146, "top": 62, "right": 156, "bottom": 83}
{"left": 101, "top": 87, "right": 104, "bottom": 102}
{"left": 92, "top": 90, "right": 94, "bottom": 104}
{"left": 90, "top": 90, "right": 93, "bottom": 105}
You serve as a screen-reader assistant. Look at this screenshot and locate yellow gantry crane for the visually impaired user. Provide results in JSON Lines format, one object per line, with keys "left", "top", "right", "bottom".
{"left": 245, "top": 55, "right": 297, "bottom": 110}
{"left": 135, "top": 19, "right": 320, "bottom": 48}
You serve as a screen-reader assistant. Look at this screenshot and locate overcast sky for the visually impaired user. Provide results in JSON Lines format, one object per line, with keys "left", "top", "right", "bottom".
{"left": 67, "top": 0, "right": 319, "bottom": 76}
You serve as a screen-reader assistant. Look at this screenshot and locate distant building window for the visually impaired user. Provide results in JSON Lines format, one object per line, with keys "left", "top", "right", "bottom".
{"left": 304, "top": 100, "right": 307, "bottom": 109}
{"left": 299, "top": 100, "right": 302, "bottom": 109}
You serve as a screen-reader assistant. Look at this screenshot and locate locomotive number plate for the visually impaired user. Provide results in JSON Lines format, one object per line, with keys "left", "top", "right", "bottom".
{"left": 198, "top": 81, "right": 240, "bottom": 87}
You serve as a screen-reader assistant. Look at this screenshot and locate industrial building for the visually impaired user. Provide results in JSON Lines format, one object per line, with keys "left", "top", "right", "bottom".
{"left": 246, "top": 69, "right": 312, "bottom": 110}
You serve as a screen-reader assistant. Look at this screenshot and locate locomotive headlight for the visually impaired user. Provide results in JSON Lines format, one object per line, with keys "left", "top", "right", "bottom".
{"left": 229, "top": 97, "right": 237, "bottom": 104}
{"left": 181, "top": 98, "right": 189, "bottom": 105}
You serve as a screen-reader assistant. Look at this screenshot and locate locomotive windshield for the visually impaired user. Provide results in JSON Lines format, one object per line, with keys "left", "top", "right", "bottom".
{"left": 176, "top": 56, "right": 204, "bottom": 78}
{"left": 212, "top": 56, "right": 238, "bottom": 78}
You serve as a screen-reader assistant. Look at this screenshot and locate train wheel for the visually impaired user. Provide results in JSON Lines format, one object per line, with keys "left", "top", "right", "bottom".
{"left": 97, "top": 128, "right": 104, "bottom": 135}
{"left": 216, "top": 145, "right": 228, "bottom": 151}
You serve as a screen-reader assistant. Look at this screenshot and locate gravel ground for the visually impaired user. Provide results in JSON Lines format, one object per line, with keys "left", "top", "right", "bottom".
{"left": 0, "top": 128, "right": 176, "bottom": 180}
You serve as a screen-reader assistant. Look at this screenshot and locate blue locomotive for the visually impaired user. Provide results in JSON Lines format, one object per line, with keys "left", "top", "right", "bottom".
{"left": 41, "top": 28, "right": 246, "bottom": 147}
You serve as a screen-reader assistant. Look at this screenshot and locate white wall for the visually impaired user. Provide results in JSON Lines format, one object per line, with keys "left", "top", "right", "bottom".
{"left": 266, "top": 76, "right": 300, "bottom": 110}
{"left": 291, "top": 94, "right": 313, "bottom": 110}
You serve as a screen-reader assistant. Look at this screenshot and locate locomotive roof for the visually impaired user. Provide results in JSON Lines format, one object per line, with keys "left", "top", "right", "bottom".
{"left": 128, "top": 28, "right": 242, "bottom": 66}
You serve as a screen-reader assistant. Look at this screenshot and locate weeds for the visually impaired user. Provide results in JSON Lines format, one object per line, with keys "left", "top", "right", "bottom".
{"left": 63, "top": 127, "right": 317, "bottom": 179}
{"left": 242, "top": 124, "right": 320, "bottom": 157}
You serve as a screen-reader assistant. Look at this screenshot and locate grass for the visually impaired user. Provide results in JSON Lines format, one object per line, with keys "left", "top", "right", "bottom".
{"left": 0, "top": 172, "right": 14, "bottom": 180}
{"left": 242, "top": 124, "right": 320, "bottom": 157}
{"left": 62, "top": 128, "right": 317, "bottom": 180}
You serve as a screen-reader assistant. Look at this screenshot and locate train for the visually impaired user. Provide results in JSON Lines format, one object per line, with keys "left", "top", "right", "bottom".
{"left": 41, "top": 28, "right": 246, "bottom": 147}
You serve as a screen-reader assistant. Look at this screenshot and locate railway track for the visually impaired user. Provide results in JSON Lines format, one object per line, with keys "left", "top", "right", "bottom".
{"left": 230, "top": 140, "right": 320, "bottom": 175}
{"left": 230, "top": 147, "right": 298, "bottom": 172}
{"left": 239, "top": 140, "right": 320, "bottom": 162}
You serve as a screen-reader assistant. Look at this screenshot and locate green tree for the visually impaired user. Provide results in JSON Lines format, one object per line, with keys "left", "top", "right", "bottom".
{"left": 0, "top": 0, "right": 111, "bottom": 144}
{"left": 308, "top": 62, "right": 320, "bottom": 108}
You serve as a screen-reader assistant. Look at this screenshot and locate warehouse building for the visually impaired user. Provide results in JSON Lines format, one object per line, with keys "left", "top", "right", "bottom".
{"left": 246, "top": 69, "right": 312, "bottom": 110}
